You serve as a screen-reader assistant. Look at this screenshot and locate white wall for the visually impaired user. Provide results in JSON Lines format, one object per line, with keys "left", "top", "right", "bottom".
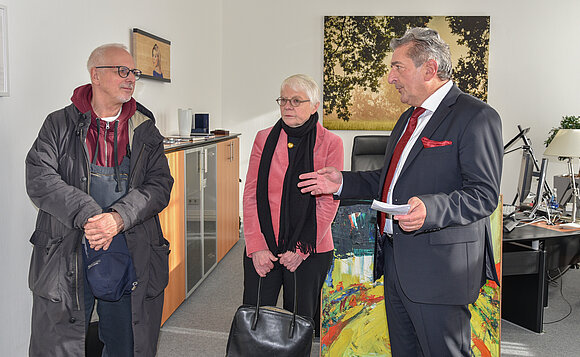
{"left": 2, "top": 0, "right": 580, "bottom": 354}
{"left": 221, "top": 0, "right": 580, "bottom": 205}
{"left": 0, "top": 0, "right": 223, "bottom": 354}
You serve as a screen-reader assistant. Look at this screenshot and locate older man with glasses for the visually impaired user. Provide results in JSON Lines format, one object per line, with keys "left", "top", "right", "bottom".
{"left": 26, "top": 43, "right": 173, "bottom": 356}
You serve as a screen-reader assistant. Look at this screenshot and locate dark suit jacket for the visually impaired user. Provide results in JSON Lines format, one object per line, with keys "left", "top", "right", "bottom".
{"left": 341, "top": 85, "right": 502, "bottom": 305}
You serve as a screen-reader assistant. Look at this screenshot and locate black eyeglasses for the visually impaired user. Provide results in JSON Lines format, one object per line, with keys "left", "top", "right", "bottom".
{"left": 95, "top": 66, "right": 142, "bottom": 80}
{"left": 276, "top": 97, "right": 310, "bottom": 107}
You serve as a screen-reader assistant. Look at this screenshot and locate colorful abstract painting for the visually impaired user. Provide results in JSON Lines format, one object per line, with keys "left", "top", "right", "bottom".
{"left": 321, "top": 201, "right": 502, "bottom": 356}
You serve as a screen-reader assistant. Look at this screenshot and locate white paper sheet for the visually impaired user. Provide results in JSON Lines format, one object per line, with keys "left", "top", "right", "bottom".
{"left": 370, "top": 199, "right": 410, "bottom": 215}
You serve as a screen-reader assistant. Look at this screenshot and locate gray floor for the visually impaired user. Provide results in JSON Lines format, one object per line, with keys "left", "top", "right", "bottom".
{"left": 157, "top": 238, "right": 320, "bottom": 357}
{"left": 157, "top": 239, "right": 580, "bottom": 356}
{"left": 501, "top": 266, "right": 580, "bottom": 357}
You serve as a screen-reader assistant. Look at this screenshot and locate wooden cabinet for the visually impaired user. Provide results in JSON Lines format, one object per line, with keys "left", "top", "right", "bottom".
{"left": 159, "top": 150, "right": 185, "bottom": 325}
{"left": 159, "top": 136, "right": 239, "bottom": 325}
{"left": 217, "top": 138, "right": 240, "bottom": 261}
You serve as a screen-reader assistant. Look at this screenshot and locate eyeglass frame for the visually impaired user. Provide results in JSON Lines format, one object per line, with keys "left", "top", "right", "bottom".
{"left": 276, "top": 97, "right": 310, "bottom": 107}
{"left": 95, "top": 66, "right": 142, "bottom": 80}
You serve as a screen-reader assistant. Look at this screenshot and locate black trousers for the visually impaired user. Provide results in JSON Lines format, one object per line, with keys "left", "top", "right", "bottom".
{"left": 383, "top": 238, "right": 471, "bottom": 357}
{"left": 243, "top": 249, "right": 333, "bottom": 326}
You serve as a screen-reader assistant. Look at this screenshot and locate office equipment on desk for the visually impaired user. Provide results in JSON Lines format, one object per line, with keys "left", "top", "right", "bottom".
{"left": 504, "top": 125, "right": 553, "bottom": 216}
{"left": 502, "top": 139, "right": 552, "bottom": 233}
{"left": 544, "top": 129, "right": 580, "bottom": 229}
{"left": 516, "top": 146, "right": 549, "bottom": 217}
{"left": 504, "top": 126, "right": 530, "bottom": 153}
{"left": 178, "top": 108, "right": 193, "bottom": 136}
{"left": 553, "top": 175, "right": 580, "bottom": 217}
{"left": 503, "top": 216, "right": 518, "bottom": 233}
{"left": 502, "top": 204, "right": 517, "bottom": 216}
{"left": 192, "top": 113, "right": 209, "bottom": 135}
{"left": 211, "top": 129, "right": 229, "bottom": 136}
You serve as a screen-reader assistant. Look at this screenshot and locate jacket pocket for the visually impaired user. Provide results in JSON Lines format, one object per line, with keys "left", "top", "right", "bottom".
{"left": 28, "top": 230, "right": 63, "bottom": 301}
{"left": 421, "top": 144, "right": 453, "bottom": 156}
{"left": 428, "top": 224, "right": 480, "bottom": 245}
{"left": 146, "top": 237, "right": 170, "bottom": 299}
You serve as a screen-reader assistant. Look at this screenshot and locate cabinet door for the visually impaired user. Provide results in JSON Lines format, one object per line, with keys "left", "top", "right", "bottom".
{"left": 185, "top": 149, "right": 203, "bottom": 294}
{"left": 217, "top": 138, "right": 240, "bottom": 261}
{"left": 160, "top": 151, "right": 185, "bottom": 325}
{"left": 202, "top": 146, "right": 217, "bottom": 274}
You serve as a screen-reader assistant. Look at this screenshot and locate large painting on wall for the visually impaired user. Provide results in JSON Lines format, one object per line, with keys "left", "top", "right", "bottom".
{"left": 323, "top": 16, "right": 490, "bottom": 131}
{"left": 321, "top": 200, "right": 502, "bottom": 356}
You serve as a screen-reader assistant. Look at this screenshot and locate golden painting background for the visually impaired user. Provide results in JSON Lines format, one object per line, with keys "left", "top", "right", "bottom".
{"left": 323, "top": 16, "right": 489, "bottom": 131}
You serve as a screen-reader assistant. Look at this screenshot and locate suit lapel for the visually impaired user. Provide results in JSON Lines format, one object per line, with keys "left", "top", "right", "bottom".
{"left": 399, "top": 85, "right": 462, "bottom": 176}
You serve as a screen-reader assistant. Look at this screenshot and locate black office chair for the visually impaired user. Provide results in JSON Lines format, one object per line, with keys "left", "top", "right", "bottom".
{"left": 351, "top": 135, "right": 390, "bottom": 171}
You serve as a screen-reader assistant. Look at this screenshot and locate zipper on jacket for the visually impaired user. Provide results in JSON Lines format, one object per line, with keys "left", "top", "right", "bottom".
{"left": 74, "top": 249, "right": 80, "bottom": 311}
{"left": 78, "top": 115, "right": 91, "bottom": 312}
{"left": 104, "top": 121, "right": 110, "bottom": 166}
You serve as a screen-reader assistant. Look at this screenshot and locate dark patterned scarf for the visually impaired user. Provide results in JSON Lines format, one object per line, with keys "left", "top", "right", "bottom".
{"left": 256, "top": 113, "right": 319, "bottom": 255}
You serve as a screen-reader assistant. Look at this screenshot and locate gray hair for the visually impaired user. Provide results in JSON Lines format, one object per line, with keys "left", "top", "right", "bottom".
{"left": 87, "top": 43, "right": 129, "bottom": 72}
{"left": 281, "top": 74, "right": 321, "bottom": 109}
{"left": 390, "top": 28, "right": 452, "bottom": 81}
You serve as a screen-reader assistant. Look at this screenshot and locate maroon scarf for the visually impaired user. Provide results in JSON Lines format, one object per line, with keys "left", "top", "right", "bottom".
{"left": 71, "top": 84, "right": 136, "bottom": 167}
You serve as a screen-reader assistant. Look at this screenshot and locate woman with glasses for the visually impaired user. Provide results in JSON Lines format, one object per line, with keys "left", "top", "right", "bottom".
{"left": 242, "top": 74, "right": 343, "bottom": 338}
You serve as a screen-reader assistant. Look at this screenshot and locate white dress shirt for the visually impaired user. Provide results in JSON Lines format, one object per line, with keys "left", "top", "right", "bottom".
{"left": 384, "top": 80, "right": 454, "bottom": 234}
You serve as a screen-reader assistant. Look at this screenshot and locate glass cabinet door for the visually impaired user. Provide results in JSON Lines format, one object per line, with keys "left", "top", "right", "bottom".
{"left": 185, "top": 149, "right": 203, "bottom": 294}
{"left": 184, "top": 145, "right": 218, "bottom": 296}
{"left": 203, "top": 146, "right": 217, "bottom": 274}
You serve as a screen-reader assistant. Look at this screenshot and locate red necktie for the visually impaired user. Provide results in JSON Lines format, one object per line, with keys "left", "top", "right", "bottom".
{"left": 378, "top": 107, "right": 426, "bottom": 233}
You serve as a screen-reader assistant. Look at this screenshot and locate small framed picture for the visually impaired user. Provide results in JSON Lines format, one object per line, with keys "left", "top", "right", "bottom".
{"left": 131, "top": 28, "right": 170, "bottom": 82}
{"left": 0, "top": 5, "right": 9, "bottom": 96}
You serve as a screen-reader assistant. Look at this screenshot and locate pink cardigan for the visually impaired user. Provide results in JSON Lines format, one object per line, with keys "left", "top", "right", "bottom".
{"left": 243, "top": 122, "right": 344, "bottom": 258}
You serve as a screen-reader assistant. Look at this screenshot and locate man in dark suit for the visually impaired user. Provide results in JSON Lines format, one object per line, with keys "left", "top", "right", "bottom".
{"left": 298, "top": 27, "right": 502, "bottom": 356}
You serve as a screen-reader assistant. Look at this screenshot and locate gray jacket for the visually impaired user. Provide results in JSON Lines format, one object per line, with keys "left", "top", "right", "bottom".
{"left": 26, "top": 102, "right": 173, "bottom": 356}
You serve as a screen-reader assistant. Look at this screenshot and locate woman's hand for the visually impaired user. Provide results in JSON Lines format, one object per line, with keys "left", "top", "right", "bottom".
{"left": 251, "top": 250, "right": 278, "bottom": 277}
{"left": 278, "top": 251, "right": 305, "bottom": 272}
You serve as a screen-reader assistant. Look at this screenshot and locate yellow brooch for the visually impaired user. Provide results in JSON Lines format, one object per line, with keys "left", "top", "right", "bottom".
{"left": 288, "top": 142, "right": 294, "bottom": 149}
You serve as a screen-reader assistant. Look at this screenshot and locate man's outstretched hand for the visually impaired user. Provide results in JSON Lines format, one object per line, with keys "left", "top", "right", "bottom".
{"left": 298, "top": 167, "right": 342, "bottom": 195}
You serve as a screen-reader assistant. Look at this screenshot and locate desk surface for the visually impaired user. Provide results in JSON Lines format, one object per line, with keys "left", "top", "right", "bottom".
{"left": 503, "top": 223, "right": 580, "bottom": 243}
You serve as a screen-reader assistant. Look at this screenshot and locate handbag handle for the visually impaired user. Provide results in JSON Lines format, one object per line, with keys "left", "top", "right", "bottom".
{"left": 251, "top": 271, "right": 298, "bottom": 338}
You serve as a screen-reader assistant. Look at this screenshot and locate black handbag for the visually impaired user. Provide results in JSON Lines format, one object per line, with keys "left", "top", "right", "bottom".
{"left": 226, "top": 272, "right": 314, "bottom": 357}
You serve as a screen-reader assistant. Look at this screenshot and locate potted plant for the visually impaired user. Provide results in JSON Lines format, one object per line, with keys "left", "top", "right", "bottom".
{"left": 544, "top": 115, "right": 580, "bottom": 147}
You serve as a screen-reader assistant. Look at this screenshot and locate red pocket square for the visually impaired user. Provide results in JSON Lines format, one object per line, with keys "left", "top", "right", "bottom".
{"left": 421, "top": 137, "right": 452, "bottom": 148}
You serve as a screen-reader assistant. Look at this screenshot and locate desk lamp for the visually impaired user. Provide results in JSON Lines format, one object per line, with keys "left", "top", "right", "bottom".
{"left": 544, "top": 129, "right": 580, "bottom": 228}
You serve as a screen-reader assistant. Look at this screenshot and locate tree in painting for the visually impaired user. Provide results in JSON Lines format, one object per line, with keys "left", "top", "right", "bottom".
{"left": 323, "top": 16, "right": 491, "bottom": 131}
{"left": 447, "top": 16, "right": 490, "bottom": 102}
{"left": 323, "top": 16, "right": 431, "bottom": 124}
